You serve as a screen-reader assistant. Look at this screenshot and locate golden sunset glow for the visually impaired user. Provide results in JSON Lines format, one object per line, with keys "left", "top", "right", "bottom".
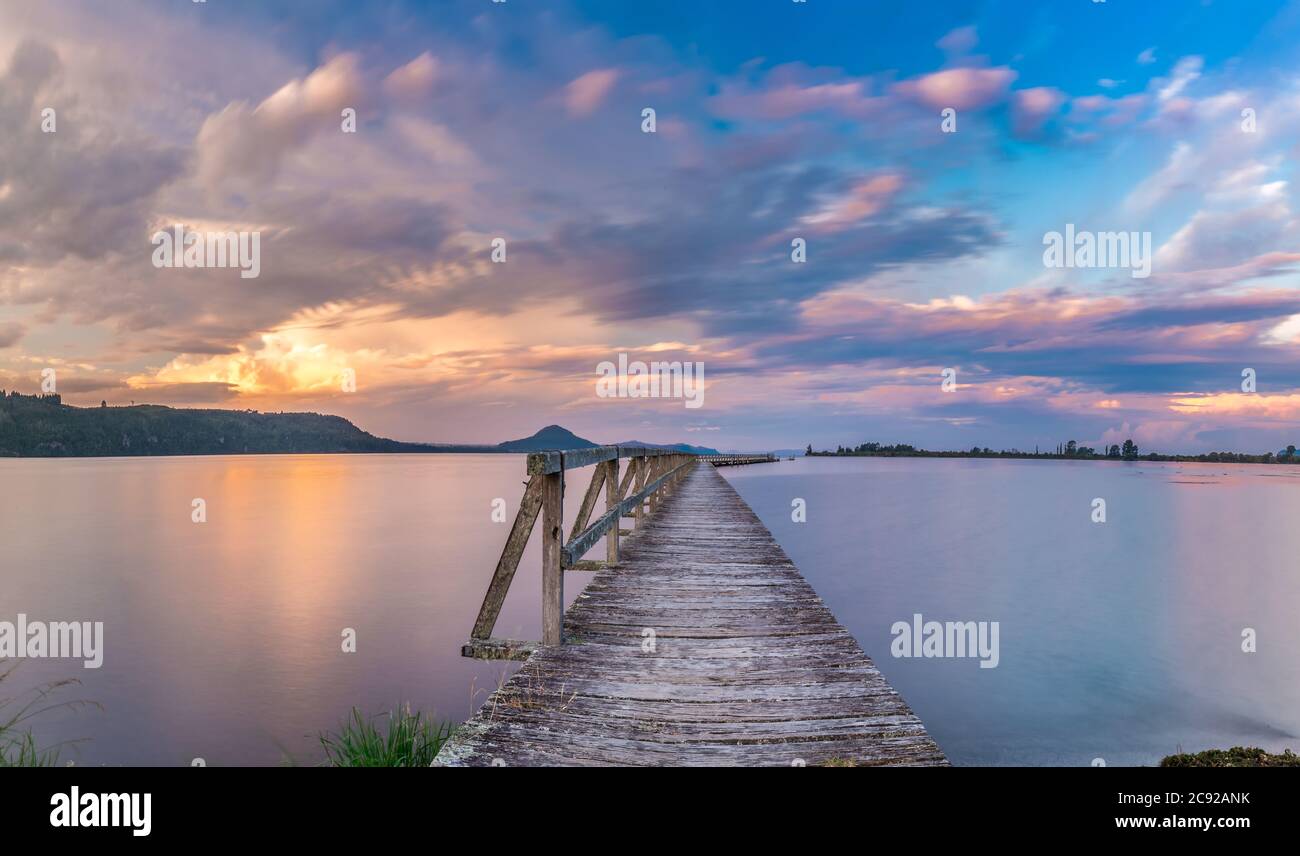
{"left": 1168, "top": 392, "right": 1300, "bottom": 419}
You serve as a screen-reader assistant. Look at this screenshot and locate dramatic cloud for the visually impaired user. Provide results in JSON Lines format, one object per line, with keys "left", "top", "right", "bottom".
{"left": 0, "top": 40, "right": 184, "bottom": 264}
{"left": 2, "top": 1, "right": 1299, "bottom": 452}
{"left": 196, "top": 53, "right": 365, "bottom": 191}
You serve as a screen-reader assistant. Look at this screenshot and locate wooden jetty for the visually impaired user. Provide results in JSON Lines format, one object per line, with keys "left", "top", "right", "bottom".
{"left": 436, "top": 447, "right": 945, "bottom": 767}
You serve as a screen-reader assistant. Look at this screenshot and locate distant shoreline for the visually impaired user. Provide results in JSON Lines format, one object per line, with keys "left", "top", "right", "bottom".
{"left": 0, "top": 394, "right": 724, "bottom": 458}
{"left": 0, "top": 448, "right": 510, "bottom": 459}
{"left": 807, "top": 448, "right": 1298, "bottom": 466}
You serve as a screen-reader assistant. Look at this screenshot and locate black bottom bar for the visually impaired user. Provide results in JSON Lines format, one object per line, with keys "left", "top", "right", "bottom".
{"left": 1, "top": 766, "right": 1284, "bottom": 842}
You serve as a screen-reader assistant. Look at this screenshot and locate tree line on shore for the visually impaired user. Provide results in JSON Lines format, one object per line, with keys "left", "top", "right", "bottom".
{"left": 0, "top": 390, "right": 434, "bottom": 456}
{"left": 805, "top": 439, "right": 1300, "bottom": 465}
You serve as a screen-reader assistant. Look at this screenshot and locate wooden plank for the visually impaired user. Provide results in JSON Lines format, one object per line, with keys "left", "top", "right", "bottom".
{"left": 461, "top": 638, "right": 540, "bottom": 661}
{"left": 470, "top": 476, "right": 543, "bottom": 640}
{"left": 527, "top": 450, "right": 562, "bottom": 476}
{"left": 527, "top": 446, "right": 617, "bottom": 475}
{"left": 540, "top": 471, "right": 564, "bottom": 646}
{"left": 558, "top": 446, "right": 619, "bottom": 471}
{"left": 439, "top": 462, "right": 946, "bottom": 767}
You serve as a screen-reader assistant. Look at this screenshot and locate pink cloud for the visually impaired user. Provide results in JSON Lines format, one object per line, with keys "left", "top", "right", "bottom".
{"left": 1012, "top": 86, "right": 1066, "bottom": 135}
{"left": 893, "top": 67, "right": 1016, "bottom": 111}
{"left": 1071, "top": 95, "right": 1111, "bottom": 113}
{"left": 710, "top": 78, "right": 881, "bottom": 120}
{"left": 802, "top": 172, "right": 905, "bottom": 231}
{"left": 383, "top": 52, "right": 439, "bottom": 101}
{"left": 937, "top": 26, "right": 978, "bottom": 56}
{"left": 710, "top": 62, "right": 1017, "bottom": 122}
{"left": 1104, "top": 94, "right": 1148, "bottom": 126}
{"left": 563, "top": 68, "right": 621, "bottom": 117}
{"left": 195, "top": 53, "right": 366, "bottom": 189}
{"left": 794, "top": 287, "right": 1300, "bottom": 366}
{"left": 1065, "top": 93, "right": 1149, "bottom": 133}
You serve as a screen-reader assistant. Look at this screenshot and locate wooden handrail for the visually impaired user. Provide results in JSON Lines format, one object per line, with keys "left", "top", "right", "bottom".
{"left": 463, "top": 446, "right": 699, "bottom": 660}
{"left": 562, "top": 456, "right": 694, "bottom": 567}
{"left": 700, "top": 453, "right": 779, "bottom": 466}
{"left": 528, "top": 444, "right": 682, "bottom": 475}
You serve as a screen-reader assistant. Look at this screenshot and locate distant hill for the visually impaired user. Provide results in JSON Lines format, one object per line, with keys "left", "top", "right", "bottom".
{"left": 498, "top": 428, "right": 721, "bottom": 455}
{"left": 617, "top": 439, "right": 721, "bottom": 456}
{"left": 496, "top": 425, "right": 598, "bottom": 452}
{"left": 0, "top": 392, "right": 439, "bottom": 457}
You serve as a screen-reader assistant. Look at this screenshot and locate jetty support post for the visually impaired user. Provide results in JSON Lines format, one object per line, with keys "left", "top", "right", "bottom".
{"left": 541, "top": 459, "right": 565, "bottom": 646}
{"left": 605, "top": 454, "right": 620, "bottom": 566}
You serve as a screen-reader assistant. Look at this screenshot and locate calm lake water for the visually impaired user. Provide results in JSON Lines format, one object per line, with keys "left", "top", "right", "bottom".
{"left": 722, "top": 457, "right": 1300, "bottom": 766}
{"left": 2, "top": 454, "right": 1297, "bottom": 766}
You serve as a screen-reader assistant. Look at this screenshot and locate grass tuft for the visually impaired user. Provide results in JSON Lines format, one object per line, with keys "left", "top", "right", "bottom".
{"left": 318, "top": 703, "right": 455, "bottom": 767}
{"left": 1160, "top": 746, "right": 1300, "bottom": 767}
{"left": 0, "top": 660, "right": 99, "bottom": 767}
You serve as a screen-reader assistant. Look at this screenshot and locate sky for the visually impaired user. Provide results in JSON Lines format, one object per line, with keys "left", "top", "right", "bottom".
{"left": 2, "top": 0, "right": 1300, "bottom": 453}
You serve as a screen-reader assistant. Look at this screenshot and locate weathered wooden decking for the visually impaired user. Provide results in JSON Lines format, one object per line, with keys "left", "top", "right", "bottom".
{"left": 435, "top": 461, "right": 946, "bottom": 767}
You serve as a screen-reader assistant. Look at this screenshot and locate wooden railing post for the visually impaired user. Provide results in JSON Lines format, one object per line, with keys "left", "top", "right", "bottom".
{"left": 605, "top": 456, "right": 619, "bottom": 565}
{"left": 648, "top": 455, "right": 661, "bottom": 514}
{"left": 541, "top": 465, "right": 564, "bottom": 646}
{"left": 633, "top": 453, "right": 647, "bottom": 523}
